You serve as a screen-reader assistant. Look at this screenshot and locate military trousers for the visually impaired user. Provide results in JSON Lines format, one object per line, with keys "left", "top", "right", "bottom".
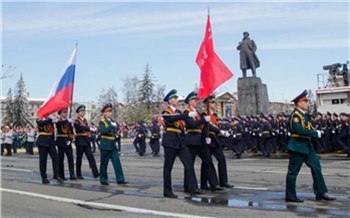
{"left": 38, "top": 145, "right": 59, "bottom": 180}
{"left": 202, "top": 146, "right": 229, "bottom": 186}
{"left": 76, "top": 146, "right": 99, "bottom": 178}
{"left": 58, "top": 145, "right": 75, "bottom": 179}
{"left": 100, "top": 149, "right": 125, "bottom": 183}
{"left": 286, "top": 150, "right": 328, "bottom": 198}
{"left": 185, "top": 145, "right": 219, "bottom": 191}
{"left": 163, "top": 146, "right": 197, "bottom": 195}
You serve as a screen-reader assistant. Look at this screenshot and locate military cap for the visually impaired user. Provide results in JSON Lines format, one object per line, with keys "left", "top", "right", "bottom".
{"left": 237, "top": 115, "right": 243, "bottom": 120}
{"left": 233, "top": 117, "right": 240, "bottom": 122}
{"left": 137, "top": 120, "right": 143, "bottom": 125}
{"left": 58, "top": 108, "right": 68, "bottom": 115}
{"left": 75, "top": 104, "right": 86, "bottom": 113}
{"left": 184, "top": 91, "right": 198, "bottom": 104}
{"left": 164, "top": 89, "right": 178, "bottom": 102}
{"left": 317, "top": 112, "right": 323, "bottom": 117}
{"left": 291, "top": 89, "right": 308, "bottom": 104}
{"left": 326, "top": 111, "right": 332, "bottom": 116}
{"left": 333, "top": 112, "right": 338, "bottom": 117}
{"left": 152, "top": 119, "right": 158, "bottom": 124}
{"left": 203, "top": 95, "right": 215, "bottom": 104}
{"left": 339, "top": 112, "right": 347, "bottom": 117}
{"left": 268, "top": 114, "right": 274, "bottom": 119}
{"left": 101, "top": 103, "right": 113, "bottom": 113}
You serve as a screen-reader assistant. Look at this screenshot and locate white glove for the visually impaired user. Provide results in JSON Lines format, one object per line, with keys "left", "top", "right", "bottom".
{"left": 272, "top": 132, "right": 275, "bottom": 136}
{"left": 151, "top": 136, "right": 154, "bottom": 139}
{"left": 220, "top": 130, "right": 230, "bottom": 138}
{"left": 252, "top": 132, "right": 255, "bottom": 136}
{"left": 205, "top": 137, "right": 211, "bottom": 144}
{"left": 204, "top": 116, "right": 211, "bottom": 122}
{"left": 66, "top": 140, "right": 71, "bottom": 146}
{"left": 188, "top": 111, "right": 197, "bottom": 118}
{"left": 316, "top": 130, "right": 322, "bottom": 138}
{"left": 138, "top": 134, "right": 142, "bottom": 137}
{"left": 321, "top": 130, "right": 324, "bottom": 134}
{"left": 233, "top": 134, "right": 236, "bottom": 138}
{"left": 68, "top": 118, "right": 73, "bottom": 123}
{"left": 259, "top": 133, "right": 262, "bottom": 137}
{"left": 52, "top": 119, "right": 58, "bottom": 123}
{"left": 111, "top": 122, "right": 117, "bottom": 127}
{"left": 288, "top": 132, "right": 291, "bottom": 136}
{"left": 332, "top": 130, "right": 335, "bottom": 134}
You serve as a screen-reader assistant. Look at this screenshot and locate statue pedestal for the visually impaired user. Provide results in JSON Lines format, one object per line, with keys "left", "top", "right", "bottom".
{"left": 237, "top": 77, "right": 269, "bottom": 115}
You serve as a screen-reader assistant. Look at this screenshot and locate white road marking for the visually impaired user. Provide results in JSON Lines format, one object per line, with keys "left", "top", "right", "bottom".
{"left": 0, "top": 188, "right": 212, "bottom": 218}
{"left": 1, "top": 168, "right": 33, "bottom": 172}
{"left": 234, "top": 186, "right": 268, "bottom": 191}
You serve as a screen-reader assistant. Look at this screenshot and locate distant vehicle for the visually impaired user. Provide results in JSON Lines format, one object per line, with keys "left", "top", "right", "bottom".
{"left": 316, "top": 62, "right": 350, "bottom": 114}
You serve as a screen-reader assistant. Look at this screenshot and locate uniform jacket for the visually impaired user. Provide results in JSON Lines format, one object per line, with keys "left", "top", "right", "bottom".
{"left": 259, "top": 121, "right": 272, "bottom": 138}
{"left": 161, "top": 106, "right": 187, "bottom": 149}
{"left": 99, "top": 117, "right": 117, "bottom": 151}
{"left": 74, "top": 117, "right": 91, "bottom": 146}
{"left": 184, "top": 108, "right": 206, "bottom": 146}
{"left": 36, "top": 119, "right": 55, "bottom": 147}
{"left": 201, "top": 110, "right": 222, "bottom": 147}
{"left": 287, "top": 108, "right": 319, "bottom": 154}
{"left": 56, "top": 118, "right": 73, "bottom": 146}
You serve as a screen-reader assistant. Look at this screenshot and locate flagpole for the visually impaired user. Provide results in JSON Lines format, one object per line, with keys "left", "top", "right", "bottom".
{"left": 69, "top": 43, "right": 78, "bottom": 118}
{"left": 206, "top": 7, "right": 210, "bottom": 139}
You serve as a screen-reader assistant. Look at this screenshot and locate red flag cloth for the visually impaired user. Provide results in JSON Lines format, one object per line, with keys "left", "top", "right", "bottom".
{"left": 196, "top": 15, "right": 233, "bottom": 99}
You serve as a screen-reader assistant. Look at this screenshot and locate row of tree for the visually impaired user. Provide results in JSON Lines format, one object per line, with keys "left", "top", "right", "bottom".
{"left": 2, "top": 64, "right": 168, "bottom": 127}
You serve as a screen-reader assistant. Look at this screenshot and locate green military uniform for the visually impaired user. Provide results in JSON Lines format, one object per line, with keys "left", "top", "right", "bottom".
{"left": 286, "top": 104, "right": 328, "bottom": 199}
{"left": 99, "top": 109, "right": 125, "bottom": 184}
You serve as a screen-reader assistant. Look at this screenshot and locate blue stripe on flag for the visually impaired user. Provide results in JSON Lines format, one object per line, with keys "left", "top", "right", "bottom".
{"left": 55, "top": 65, "right": 75, "bottom": 94}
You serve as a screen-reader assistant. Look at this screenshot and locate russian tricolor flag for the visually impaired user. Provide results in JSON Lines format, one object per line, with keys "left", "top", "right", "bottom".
{"left": 37, "top": 47, "right": 77, "bottom": 119}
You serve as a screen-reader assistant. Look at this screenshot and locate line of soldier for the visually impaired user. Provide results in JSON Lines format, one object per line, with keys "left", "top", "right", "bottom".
{"left": 217, "top": 111, "right": 350, "bottom": 159}
{"left": 35, "top": 104, "right": 127, "bottom": 186}
{"left": 1, "top": 125, "right": 37, "bottom": 156}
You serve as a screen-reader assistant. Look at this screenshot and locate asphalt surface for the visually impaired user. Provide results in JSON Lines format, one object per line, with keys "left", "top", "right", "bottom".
{"left": 1, "top": 143, "right": 350, "bottom": 218}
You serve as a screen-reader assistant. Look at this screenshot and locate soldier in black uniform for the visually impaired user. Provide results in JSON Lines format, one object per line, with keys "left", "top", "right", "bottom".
{"left": 316, "top": 112, "right": 327, "bottom": 153}
{"left": 201, "top": 95, "right": 234, "bottom": 189}
{"left": 183, "top": 91, "right": 224, "bottom": 192}
{"left": 259, "top": 115, "right": 272, "bottom": 157}
{"left": 56, "top": 108, "right": 77, "bottom": 180}
{"left": 336, "top": 113, "right": 350, "bottom": 157}
{"left": 149, "top": 119, "right": 161, "bottom": 157}
{"left": 251, "top": 115, "right": 260, "bottom": 152}
{"left": 36, "top": 117, "right": 63, "bottom": 184}
{"left": 332, "top": 113, "right": 341, "bottom": 150}
{"left": 325, "top": 112, "right": 335, "bottom": 152}
{"left": 133, "top": 120, "right": 147, "bottom": 156}
{"left": 220, "top": 118, "right": 231, "bottom": 150}
{"left": 161, "top": 89, "right": 204, "bottom": 198}
{"left": 74, "top": 105, "right": 99, "bottom": 179}
{"left": 231, "top": 117, "right": 244, "bottom": 159}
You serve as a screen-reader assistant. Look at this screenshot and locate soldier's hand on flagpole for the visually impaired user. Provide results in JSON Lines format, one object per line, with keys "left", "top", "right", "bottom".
{"left": 188, "top": 111, "right": 197, "bottom": 118}
{"left": 205, "top": 137, "right": 211, "bottom": 144}
{"left": 204, "top": 116, "right": 211, "bottom": 122}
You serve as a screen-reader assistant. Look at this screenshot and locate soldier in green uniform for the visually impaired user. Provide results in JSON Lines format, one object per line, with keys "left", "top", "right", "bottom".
{"left": 285, "top": 90, "right": 336, "bottom": 203}
{"left": 99, "top": 103, "right": 127, "bottom": 186}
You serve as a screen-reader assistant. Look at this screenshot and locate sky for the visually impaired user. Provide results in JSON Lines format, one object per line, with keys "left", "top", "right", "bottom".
{"left": 1, "top": 0, "right": 349, "bottom": 104}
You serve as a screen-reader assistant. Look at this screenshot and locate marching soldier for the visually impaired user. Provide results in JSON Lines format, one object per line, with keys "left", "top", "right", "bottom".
{"left": 36, "top": 117, "right": 63, "bottom": 184}
{"left": 285, "top": 90, "right": 335, "bottom": 202}
{"left": 335, "top": 113, "right": 350, "bottom": 157}
{"left": 27, "top": 126, "right": 35, "bottom": 155}
{"left": 259, "top": 115, "right": 272, "bottom": 157}
{"left": 201, "top": 95, "right": 234, "bottom": 189}
{"left": 316, "top": 112, "right": 327, "bottom": 153}
{"left": 149, "top": 119, "right": 161, "bottom": 157}
{"left": 133, "top": 120, "right": 147, "bottom": 156}
{"left": 99, "top": 103, "right": 127, "bottom": 185}
{"left": 161, "top": 89, "right": 204, "bottom": 198}
{"left": 332, "top": 113, "right": 341, "bottom": 150}
{"left": 56, "top": 108, "right": 77, "bottom": 180}
{"left": 231, "top": 117, "right": 244, "bottom": 159}
{"left": 325, "top": 112, "right": 335, "bottom": 152}
{"left": 183, "top": 91, "right": 223, "bottom": 192}
{"left": 74, "top": 105, "right": 99, "bottom": 179}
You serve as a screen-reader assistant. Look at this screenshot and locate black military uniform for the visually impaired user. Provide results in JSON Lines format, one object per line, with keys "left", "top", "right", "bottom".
{"left": 258, "top": 115, "right": 272, "bottom": 157}
{"left": 183, "top": 91, "right": 223, "bottom": 192}
{"left": 36, "top": 118, "right": 63, "bottom": 184}
{"left": 201, "top": 95, "right": 233, "bottom": 189}
{"left": 336, "top": 113, "right": 350, "bottom": 156}
{"left": 133, "top": 120, "right": 147, "bottom": 156}
{"left": 161, "top": 89, "right": 204, "bottom": 198}
{"left": 149, "top": 119, "right": 161, "bottom": 156}
{"left": 231, "top": 117, "right": 244, "bottom": 158}
{"left": 56, "top": 109, "right": 76, "bottom": 180}
{"left": 74, "top": 105, "right": 99, "bottom": 179}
